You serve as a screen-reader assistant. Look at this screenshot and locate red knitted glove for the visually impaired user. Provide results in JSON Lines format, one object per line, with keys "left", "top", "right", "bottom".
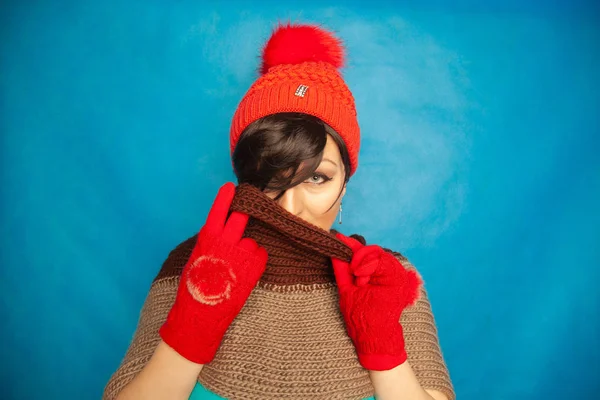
{"left": 331, "top": 233, "right": 422, "bottom": 371}
{"left": 159, "top": 182, "right": 268, "bottom": 364}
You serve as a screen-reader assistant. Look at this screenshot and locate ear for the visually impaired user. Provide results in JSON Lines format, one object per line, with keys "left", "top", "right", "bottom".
{"left": 342, "top": 183, "right": 347, "bottom": 198}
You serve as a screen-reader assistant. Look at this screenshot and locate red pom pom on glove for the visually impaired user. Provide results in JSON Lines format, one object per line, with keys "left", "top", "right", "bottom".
{"left": 332, "top": 233, "right": 423, "bottom": 371}
{"left": 159, "top": 182, "right": 268, "bottom": 364}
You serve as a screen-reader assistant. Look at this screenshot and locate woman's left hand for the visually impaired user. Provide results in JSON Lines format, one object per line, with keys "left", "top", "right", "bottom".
{"left": 332, "top": 233, "right": 423, "bottom": 371}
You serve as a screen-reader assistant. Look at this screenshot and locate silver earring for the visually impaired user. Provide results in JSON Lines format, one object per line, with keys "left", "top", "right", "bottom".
{"left": 338, "top": 201, "right": 343, "bottom": 224}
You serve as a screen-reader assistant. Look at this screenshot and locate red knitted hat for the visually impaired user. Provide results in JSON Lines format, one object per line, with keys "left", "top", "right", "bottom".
{"left": 230, "top": 22, "right": 360, "bottom": 176}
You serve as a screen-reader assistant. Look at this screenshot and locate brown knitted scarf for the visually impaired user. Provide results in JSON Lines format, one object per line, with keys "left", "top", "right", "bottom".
{"left": 230, "top": 183, "right": 353, "bottom": 286}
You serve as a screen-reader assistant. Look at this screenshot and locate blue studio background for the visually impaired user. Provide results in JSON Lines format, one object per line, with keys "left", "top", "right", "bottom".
{"left": 1, "top": 1, "right": 598, "bottom": 399}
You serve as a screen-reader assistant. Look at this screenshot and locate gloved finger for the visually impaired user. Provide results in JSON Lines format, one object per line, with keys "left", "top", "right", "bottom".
{"left": 204, "top": 182, "right": 236, "bottom": 235}
{"left": 353, "top": 258, "right": 379, "bottom": 277}
{"left": 335, "top": 232, "right": 364, "bottom": 252}
{"left": 223, "top": 211, "right": 250, "bottom": 243}
{"left": 332, "top": 257, "right": 354, "bottom": 289}
{"left": 368, "top": 253, "right": 410, "bottom": 287}
{"left": 351, "top": 249, "right": 379, "bottom": 287}
{"left": 356, "top": 275, "right": 370, "bottom": 287}
{"left": 237, "top": 237, "right": 258, "bottom": 252}
{"left": 351, "top": 245, "right": 382, "bottom": 273}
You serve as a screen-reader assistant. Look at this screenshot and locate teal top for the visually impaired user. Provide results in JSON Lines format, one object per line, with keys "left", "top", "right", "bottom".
{"left": 189, "top": 382, "right": 225, "bottom": 400}
{"left": 189, "top": 381, "right": 376, "bottom": 399}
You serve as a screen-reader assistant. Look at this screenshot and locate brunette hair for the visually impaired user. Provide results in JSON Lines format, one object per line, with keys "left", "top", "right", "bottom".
{"left": 232, "top": 112, "right": 350, "bottom": 212}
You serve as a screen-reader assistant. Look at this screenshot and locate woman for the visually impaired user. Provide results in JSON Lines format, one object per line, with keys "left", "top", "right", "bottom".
{"left": 104, "top": 23, "right": 454, "bottom": 400}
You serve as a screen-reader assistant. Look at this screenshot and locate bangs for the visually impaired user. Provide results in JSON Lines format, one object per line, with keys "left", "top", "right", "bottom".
{"left": 232, "top": 113, "right": 327, "bottom": 198}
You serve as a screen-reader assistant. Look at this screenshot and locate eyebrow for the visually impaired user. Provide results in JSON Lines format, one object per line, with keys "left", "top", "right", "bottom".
{"left": 321, "top": 158, "right": 338, "bottom": 167}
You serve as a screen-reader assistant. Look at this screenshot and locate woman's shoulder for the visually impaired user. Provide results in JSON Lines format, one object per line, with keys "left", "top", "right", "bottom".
{"left": 153, "top": 234, "right": 198, "bottom": 282}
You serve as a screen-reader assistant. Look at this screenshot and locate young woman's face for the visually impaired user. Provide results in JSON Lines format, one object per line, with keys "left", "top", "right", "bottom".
{"left": 265, "top": 134, "right": 346, "bottom": 232}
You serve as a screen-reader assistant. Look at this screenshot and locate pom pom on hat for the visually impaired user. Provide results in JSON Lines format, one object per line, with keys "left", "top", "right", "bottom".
{"left": 260, "top": 23, "right": 345, "bottom": 75}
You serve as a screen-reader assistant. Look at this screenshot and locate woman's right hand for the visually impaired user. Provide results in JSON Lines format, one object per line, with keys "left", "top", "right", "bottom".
{"left": 159, "top": 182, "right": 268, "bottom": 364}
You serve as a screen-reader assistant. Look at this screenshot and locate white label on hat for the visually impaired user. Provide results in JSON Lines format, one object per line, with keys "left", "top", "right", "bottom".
{"left": 295, "top": 84, "right": 309, "bottom": 97}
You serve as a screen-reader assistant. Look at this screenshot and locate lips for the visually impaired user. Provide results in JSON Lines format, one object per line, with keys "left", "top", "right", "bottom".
{"left": 186, "top": 255, "right": 238, "bottom": 306}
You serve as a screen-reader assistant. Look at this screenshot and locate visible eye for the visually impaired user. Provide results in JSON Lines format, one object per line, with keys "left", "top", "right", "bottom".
{"left": 304, "top": 173, "right": 332, "bottom": 185}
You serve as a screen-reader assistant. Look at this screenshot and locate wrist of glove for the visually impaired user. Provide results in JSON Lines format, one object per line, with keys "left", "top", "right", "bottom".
{"left": 159, "top": 182, "right": 268, "bottom": 364}
{"left": 332, "top": 233, "right": 422, "bottom": 371}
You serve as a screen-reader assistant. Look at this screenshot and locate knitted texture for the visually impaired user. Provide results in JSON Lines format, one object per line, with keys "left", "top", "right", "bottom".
{"left": 230, "top": 183, "right": 350, "bottom": 285}
{"left": 332, "top": 234, "right": 423, "bottom": 371}
{"left": 103, "top": 184, "right": 455, "bottom": 399}
{"left": 230, "top": 23, "right": 361, "bottom": 176}
{"left": 158, "top": 184, "right": 268, "bottom": 364}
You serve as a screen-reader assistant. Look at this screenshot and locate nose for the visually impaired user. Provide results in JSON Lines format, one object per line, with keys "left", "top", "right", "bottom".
{"left": 277, "top": 187, "right": 303, "bottom": 217}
